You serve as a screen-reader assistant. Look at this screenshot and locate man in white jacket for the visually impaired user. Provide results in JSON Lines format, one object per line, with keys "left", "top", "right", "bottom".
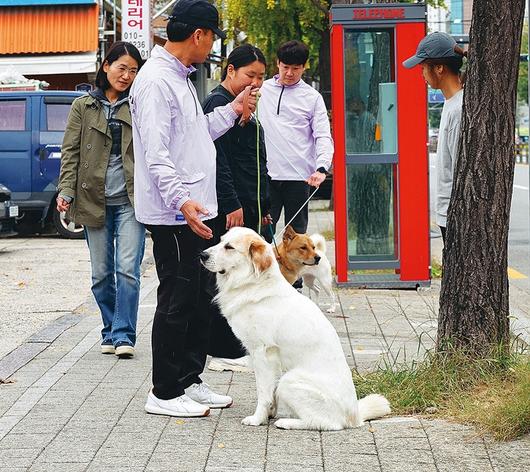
{"left": 130, "top": 0, "right": 256, "bottom": 418}
{"left": 259, "top": 40, "right": 334, "bottom": 240}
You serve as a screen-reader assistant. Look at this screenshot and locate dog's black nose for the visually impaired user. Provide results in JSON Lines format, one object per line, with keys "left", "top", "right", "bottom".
{"left": 199, "top": 251, "right": 210, "bottom": 262}
{"left": 314, "top": 254, "right": 321, "bottom": 264}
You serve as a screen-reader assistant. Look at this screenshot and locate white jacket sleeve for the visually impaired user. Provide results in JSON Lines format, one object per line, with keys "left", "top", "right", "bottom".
{"left": 311, "top": 94, "right": 334, "bottom": 171}
{"left": 204, "top": 102, "right": 238, "bottom": 141}
{"left": 133, "top": 81, "right": 191, "bottom": 211}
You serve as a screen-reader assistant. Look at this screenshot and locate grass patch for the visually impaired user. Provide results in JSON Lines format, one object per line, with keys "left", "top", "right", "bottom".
{"left": 353, "top": 347, "right": 530, "bottom": 440}
{"left": 431, "top": 258, "right": 443, "bottom": 278}
{"left": 320, "top": 228, "right": 335, "bottom": 241}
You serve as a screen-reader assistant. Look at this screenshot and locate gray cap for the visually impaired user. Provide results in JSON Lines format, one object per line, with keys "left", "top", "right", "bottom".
{"left": 402, "top": 32, "right": 459, "bottom": 68}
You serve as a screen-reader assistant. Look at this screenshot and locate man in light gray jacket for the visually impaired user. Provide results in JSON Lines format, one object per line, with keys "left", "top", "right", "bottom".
{"left": 403, "top": 32, "right": 465, "bottom": 243}
{"left": 130, "top": 0, "right": 256, "bottom": 418}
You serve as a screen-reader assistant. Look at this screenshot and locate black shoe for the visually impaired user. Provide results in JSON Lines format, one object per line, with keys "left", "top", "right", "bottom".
{"left": 293, "top": 278, "right": 303, "bottom": 291}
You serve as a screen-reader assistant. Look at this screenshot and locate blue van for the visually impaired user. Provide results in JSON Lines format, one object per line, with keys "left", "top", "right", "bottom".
{"left": 0, "top": 91, "right": 85, "bottom": 238}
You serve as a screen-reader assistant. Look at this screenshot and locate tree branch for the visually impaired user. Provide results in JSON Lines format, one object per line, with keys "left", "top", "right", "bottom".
{"left": 310, "top": 0, "right": 329, "bottom": 16}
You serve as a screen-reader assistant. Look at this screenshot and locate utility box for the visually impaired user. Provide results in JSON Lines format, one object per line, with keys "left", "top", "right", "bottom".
{"left": 330, "top": 2, "right": 430, "bottom": 288}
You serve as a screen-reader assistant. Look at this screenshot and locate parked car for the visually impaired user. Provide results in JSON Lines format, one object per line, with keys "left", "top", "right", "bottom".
{"left": 0, "top": 183, "right": 18, "bottom": 237}
{"left": 0, "top": 90, "right": 85, "bottom": 238}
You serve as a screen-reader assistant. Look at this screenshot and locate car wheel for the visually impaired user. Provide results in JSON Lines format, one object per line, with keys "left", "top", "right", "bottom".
{"left": 52, "top": 207, "right": 85, "bottom": 239}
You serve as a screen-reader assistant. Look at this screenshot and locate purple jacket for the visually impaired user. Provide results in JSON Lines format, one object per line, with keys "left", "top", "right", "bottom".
{"left": 130, "top": 45, "right": 238, "bottom": 225}
{"left": 258, "top": 76, "right": 334, "bottom": 181}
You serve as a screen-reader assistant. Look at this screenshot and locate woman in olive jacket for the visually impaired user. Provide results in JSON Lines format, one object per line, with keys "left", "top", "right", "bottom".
{"left": 57, "top": 42, "right": 144, "bottom": 358}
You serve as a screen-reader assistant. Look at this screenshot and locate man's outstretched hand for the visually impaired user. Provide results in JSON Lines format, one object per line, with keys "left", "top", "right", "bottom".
{"left": 180, "top": 200, "right": 213, "bottom": 239}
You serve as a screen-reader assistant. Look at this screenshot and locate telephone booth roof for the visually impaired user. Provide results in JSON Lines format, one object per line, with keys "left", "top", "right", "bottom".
{"left": 330, "top": 3, "right": 426, "bottom": 26}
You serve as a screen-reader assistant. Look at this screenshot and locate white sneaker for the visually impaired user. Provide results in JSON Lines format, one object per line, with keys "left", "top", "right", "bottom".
{"left": 207, "top": 355, "right": 253, "bottom": 373}
{"left": 185, "top": 383, "right": 233, "bottom": 409}
{"left": 115, "top": 345, "right": 135, "bottom": 358}
{"left": 145, "top": 390, "right": 210, "bottom": 417}
{"left": 101, "top": 344, "right": 115, "bottom": 354}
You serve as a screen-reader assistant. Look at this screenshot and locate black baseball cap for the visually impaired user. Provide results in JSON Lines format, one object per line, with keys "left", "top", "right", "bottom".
{"left": 403, "top": 32, "right": 459, "bottom": 68}
{"left": 168, "top": 0, "right": 226, "bottom": 39}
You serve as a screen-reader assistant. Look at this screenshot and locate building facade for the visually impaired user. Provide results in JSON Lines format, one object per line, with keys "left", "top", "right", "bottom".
{"left": 0, "top": 0, "right": 100, "bottom": 90}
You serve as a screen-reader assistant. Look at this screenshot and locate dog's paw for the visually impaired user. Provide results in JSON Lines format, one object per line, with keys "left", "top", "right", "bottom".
{"left": 274, "top": 418, "right": 302, "bottom": 429}
{"left": 326, "top": 304, "right": 337, "bottom": 314}
{"left": 242, "top": 415, "right": 266, "bottom": 426}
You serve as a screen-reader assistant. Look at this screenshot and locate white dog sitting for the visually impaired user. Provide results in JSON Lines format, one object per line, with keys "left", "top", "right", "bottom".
{"left": 200, "top": 227, "right": 390, "bottom": 431}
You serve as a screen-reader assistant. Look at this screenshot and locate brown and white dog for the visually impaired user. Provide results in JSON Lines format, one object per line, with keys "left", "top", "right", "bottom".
{"left": 275, "top": 226, "right": 336, "bottom": 313}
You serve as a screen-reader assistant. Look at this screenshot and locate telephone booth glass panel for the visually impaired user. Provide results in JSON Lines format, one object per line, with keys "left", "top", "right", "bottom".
{"left": 344, "top": 29, "right": 398, "bottom": 264}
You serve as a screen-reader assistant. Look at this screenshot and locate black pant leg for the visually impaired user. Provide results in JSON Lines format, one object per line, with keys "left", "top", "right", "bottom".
{"left": 148, "top": 224, "right": 210, "bottom": 400}
{"left": 206, "top": 215, "right": 247, "bottom": 359}
{"left": 208, "top": 310, "right": 246, "bottom": 358}
{"left": 282, "top": 181, "right": 311, "bottom": 234}
{"left": 241, "top": 201, "right": 273, "bottom": 242}
{"left": 269, "top": 180, "right": 283, "bottom": 235}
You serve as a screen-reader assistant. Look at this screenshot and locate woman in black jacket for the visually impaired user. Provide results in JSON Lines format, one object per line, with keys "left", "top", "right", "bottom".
{"left": 202, "top": 44, "right": 270, "bottom": 372}
{"left": 203, "top": 44, "right": 271, "bottom": 239}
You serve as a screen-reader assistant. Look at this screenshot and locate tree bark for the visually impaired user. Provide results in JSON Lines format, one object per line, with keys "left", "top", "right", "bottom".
{"left": 438, "top": 0, "right": 525, "bottom": 354}
{"left": 319, "top": 27, "right": 332, "bottom": 109}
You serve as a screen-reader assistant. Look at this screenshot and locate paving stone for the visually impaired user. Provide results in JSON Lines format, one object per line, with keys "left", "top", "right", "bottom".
{"left": 378, "top": 447, "right": 437, "bottom": 472}
{"left": 265, "top": 465, "right": 324, "bottom": 472}
{"left": 29, "top": 463, "right": 90, "bottom": 472}
{"left": 27, "top": 314, "right": 83, "bottom": 344}
{"left": 0, "top": 447, "right": 42, "bottom": 468}
{"left": 145, "top": 459, "right": 205, "bottom": 472}
{"left": 486, "top": 436, "right": 530, "bottom": 472}
{"left": 86, "top": 467, "right": 145, "bottom": 472}
{"left": 266, "top": 451, "right": 322, "bottom": 467}
{"left": 0, "top": 432, "right": 53, "bottom": 450}
{"left": 36, "top": 448, "right": 97, "bottom": 464}
{"left": 206, "top": 468, "right": 263, "bottom": 472}
{"left": 206, "top": 449, "right": 266, "bottom": 470}
{"left": 90, "top": 448, "right": 152, "bottom": 468}
{"left": 0, "top": 343, "right": 49, "bottom": 383}
{"left": 324, "top": 454, "right": 380, "bottom": 471}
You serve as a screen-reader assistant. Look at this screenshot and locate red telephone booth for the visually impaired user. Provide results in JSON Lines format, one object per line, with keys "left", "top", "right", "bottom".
{"left": 330, "top": 3, "right": 430, "bottom": 288}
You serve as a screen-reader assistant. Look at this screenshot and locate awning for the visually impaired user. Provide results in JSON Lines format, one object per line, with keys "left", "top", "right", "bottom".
{"left": 0, "top": 52, "right": 97, "bottom": 75}
{"left": 0, "top": 4, "right": 99, "bottom": 54}
{"left": 0, "top": 1, "right": 96, "bottom": 5}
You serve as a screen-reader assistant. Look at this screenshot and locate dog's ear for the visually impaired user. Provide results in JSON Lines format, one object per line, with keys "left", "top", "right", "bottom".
{"left": 249, "top": 239, "right": 273, "bottom": 275}
{"left": 283, "top": 225, "right": 296, "bottom": 243}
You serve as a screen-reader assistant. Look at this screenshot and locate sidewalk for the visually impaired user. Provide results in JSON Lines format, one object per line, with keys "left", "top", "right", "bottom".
{"left": 0, "top": 204, "right": 529, "bottom": 471}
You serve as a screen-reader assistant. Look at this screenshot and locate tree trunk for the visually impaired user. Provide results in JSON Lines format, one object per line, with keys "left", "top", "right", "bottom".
{"left": 319, "top": 27, "right": 332, "bottom": 109}
{"left": 438, "top": 0, "right": 525, "bottom": 354}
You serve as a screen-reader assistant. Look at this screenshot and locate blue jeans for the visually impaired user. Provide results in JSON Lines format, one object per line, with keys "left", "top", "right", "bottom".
{"left": 85, "top": 203, "right": 145, "bottom": 347}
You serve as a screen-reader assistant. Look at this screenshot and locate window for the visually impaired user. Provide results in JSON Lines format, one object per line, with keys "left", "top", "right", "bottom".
{"left": 46, "top": 103, "right": 71, "bottom": 131}
{"left": 344, "top": 30, "right": 397, "bottom": 155}
{"left": 0, "top": 100, "right": 26, "bottom": 131}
